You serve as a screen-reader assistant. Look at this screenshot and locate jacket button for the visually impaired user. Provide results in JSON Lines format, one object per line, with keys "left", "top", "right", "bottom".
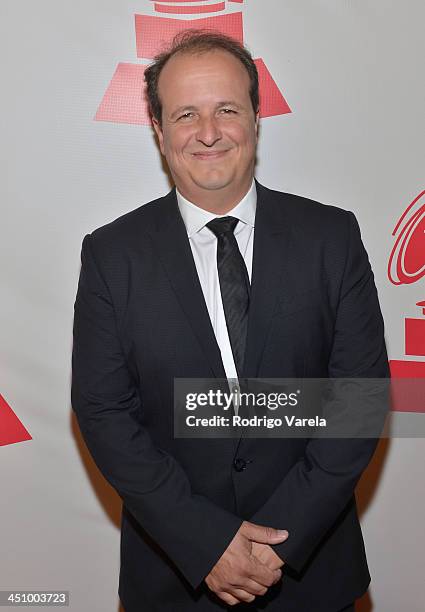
{"left": 233, "top": 457, "right": 248, "bottom": 472}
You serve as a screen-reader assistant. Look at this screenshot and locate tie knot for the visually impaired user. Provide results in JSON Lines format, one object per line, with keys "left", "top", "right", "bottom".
{"left": 206, "top": 216, "right": 239, "bottom": 237}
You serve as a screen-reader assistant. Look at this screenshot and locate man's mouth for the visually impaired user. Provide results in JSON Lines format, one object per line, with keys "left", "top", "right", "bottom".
{"left": 191, "top": 150, "right": 229, "bottom": 160}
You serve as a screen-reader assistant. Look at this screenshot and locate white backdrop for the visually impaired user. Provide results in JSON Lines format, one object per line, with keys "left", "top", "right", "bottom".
{"left": 1, "top": 1, "right": 424, "bottom": 610}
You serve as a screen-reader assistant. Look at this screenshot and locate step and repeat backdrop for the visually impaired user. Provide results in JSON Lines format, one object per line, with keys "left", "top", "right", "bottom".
{"left": 1, "top": 1, "right": 424, "bottom": 610}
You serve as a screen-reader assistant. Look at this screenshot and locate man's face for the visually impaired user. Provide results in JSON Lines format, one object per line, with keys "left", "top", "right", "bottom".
{"left": 152, "top": 49, "right": 259, "bottom": 207}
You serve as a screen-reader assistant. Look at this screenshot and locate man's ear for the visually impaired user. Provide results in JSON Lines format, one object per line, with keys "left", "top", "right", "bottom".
{"left": 254, "top": 109, "right": 260, "bottom": 140}
{"left": 151, "top": 116, "right": 165, "bottom": 155}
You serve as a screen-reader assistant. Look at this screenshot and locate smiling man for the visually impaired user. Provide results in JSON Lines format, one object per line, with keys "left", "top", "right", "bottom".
{"left": 150, "top": 45, "right": 258, "bottom": 214}
{"left": 72, "top": 30, "right": 389, "bottom": 611}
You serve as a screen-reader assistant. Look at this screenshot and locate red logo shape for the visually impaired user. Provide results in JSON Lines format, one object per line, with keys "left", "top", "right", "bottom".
{"left": 388, "top": 190, "right": 425, "bottom": 412}
{"left": 388, "top": 190, "right": 425, "bottom": 285}
{"left": 95, "top": 1, "right": 291, "bottom": 126}
{"left": 0, "top": 394, "right": 32, "bottom": 447}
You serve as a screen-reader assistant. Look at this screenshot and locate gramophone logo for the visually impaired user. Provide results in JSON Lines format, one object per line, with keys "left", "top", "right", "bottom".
{"left": 95, "top": 0, "right": 291, "bottom": 125}
{"left": 0, "top": 394, "right": 32, "bottom": 447}
{"left": 388, "top": 190, "right": 425, "bottom": 412}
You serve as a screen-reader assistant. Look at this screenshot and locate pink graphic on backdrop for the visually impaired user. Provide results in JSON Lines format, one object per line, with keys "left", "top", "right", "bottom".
{"left": 95, "top": 1, "right": 291, "bottom": 126}
{"left": 255, "top": 59, "right": 291, "bottom": 119}
{"left": 388, "top": 190, "right": 425, "bottom": 412}
{"left": 154, "top": 2, "right": 225, "bottom": 14}
{"left": 0, "top": 394, "right": 31, "bottom": 447}
{"left": 96, "top": 64, "right": 151, "bottom": 126}
{"left": 135, "top": 12, "right": 243, "bottom": 58}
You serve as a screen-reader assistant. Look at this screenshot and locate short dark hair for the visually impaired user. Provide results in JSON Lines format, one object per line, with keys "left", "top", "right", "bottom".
{"left": 144, "top": 29, "right": 259, "bottom": 125}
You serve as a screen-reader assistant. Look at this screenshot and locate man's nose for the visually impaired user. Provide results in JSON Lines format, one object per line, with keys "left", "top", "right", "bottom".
{"left": 195, "top": 115, "right": 222, "bottom": 147}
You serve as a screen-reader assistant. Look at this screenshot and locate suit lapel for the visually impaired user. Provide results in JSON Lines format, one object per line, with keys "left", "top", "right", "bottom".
{"left": 147, "top": 188, "right": 227, "bottom": 380}
{"left": 243, "top": 181, "right": 293, "bottom": 378}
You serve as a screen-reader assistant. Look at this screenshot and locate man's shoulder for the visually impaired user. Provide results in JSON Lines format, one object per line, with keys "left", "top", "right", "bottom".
{"left": 257, "top": 182, "right": 353, "bottom": 230}
{"left": 85, "top": 189, "right": 174, "bottom": 251}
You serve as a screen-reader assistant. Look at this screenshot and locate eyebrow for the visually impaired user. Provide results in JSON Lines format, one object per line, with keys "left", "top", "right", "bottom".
{"left": 169, "top": 101, "right": 243, "bottom": 119}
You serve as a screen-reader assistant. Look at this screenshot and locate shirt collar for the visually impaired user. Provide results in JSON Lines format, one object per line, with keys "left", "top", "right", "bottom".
{"left": 176, "top": 179, "right": 257, "bottom": 238}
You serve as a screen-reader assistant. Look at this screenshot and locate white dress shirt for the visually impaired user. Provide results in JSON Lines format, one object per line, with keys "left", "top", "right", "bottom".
{"left": 176, "top": 179, "right": 257, "bottom": 390}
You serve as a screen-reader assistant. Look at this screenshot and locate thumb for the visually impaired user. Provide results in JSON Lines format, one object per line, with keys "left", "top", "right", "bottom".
{"left": 241, "top": 521, "right": 289, "bottom": 544}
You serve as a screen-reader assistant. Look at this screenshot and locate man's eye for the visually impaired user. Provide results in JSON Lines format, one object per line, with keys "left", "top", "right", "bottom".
{"left": 220, "top": 108, "right": 236, "bottom": 114}
{"left": 178, "top": 112, "right": 194, "bottom": 120}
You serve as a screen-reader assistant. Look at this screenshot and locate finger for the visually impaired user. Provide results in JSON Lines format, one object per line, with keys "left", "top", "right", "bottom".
{"left": 233, "top": 578, "right": 268, "bottom": 596}
{"left": 248, "top": 558, "right": 281, "bottom": 587}
{"left": 252, "top": 548, "right": 283, "bottom": 570}
{"left": 241, "top": 521, "right": 289, "bottom": 545}
{"left": 227, "top": 588, "right": 256, "bottom": 604}
{"left": 272, "top": 568, "right": 282, "bottom": 584}
{"left": 216, "top": 591, "right": 240, "bottom": 606}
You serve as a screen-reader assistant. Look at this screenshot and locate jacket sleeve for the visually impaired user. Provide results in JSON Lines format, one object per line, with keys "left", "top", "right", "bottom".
{"left": 249, "top": 211, "right": 390, "bottom": 574}
{"left": 71, "top": 233, "right": 243, "bottom": 589}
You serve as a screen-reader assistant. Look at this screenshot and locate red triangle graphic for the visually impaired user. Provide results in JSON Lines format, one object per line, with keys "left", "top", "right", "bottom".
{"left": 0, "top": 394, "right": 32, "bottom": 446}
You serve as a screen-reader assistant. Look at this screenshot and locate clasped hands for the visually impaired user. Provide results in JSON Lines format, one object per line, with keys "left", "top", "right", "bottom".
{"left": 205, "top": 521, "right": 288, "bottom": 606}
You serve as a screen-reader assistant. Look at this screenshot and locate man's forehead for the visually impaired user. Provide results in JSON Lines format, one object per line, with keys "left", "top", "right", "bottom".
{"left": 160, "top": 48, "right": 247, "bottom": 81}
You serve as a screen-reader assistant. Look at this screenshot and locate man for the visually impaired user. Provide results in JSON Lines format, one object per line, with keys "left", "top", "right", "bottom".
{"left": 71, "top": 30, "right": 389, "bottom": 611}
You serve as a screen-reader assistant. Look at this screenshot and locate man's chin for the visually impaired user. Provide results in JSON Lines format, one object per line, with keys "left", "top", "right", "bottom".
{"left": 191, "top": 174, "right": 234, "bottom": 192}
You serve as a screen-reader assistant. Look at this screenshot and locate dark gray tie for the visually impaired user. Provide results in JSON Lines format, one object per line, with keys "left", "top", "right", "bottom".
{"left": 206, "top": 216, "right": 250, "bottom": 378}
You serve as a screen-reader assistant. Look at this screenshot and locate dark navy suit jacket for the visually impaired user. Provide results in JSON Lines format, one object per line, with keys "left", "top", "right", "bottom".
{"left": 71, "top": 181, "right": 389, "bottom": 611}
